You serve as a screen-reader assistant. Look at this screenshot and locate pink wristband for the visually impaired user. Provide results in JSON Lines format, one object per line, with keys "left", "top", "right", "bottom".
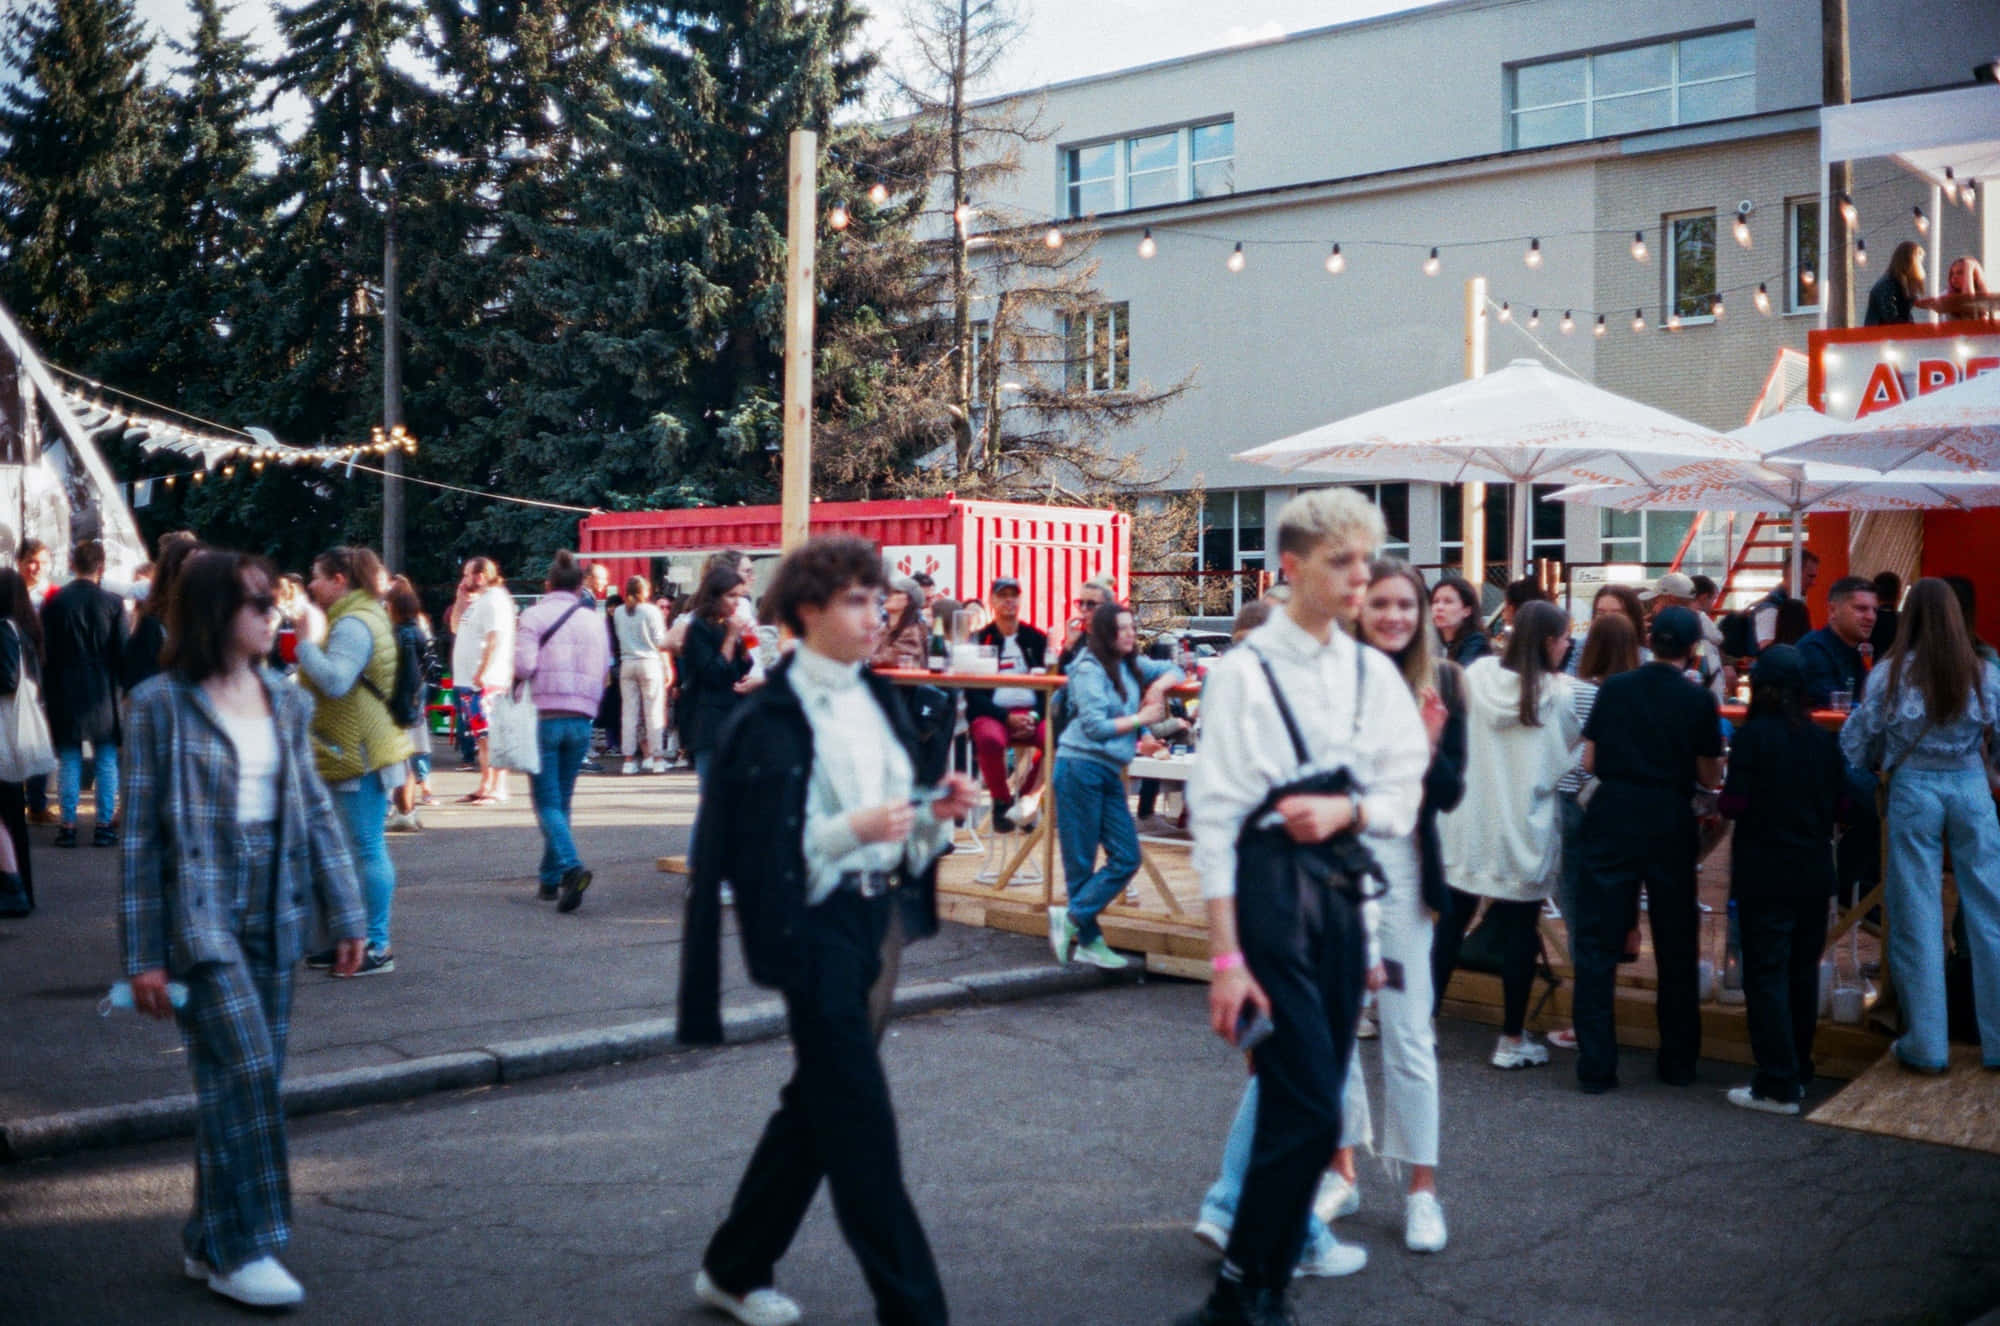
{"left": 1211, "top": 951, "right": 1245, "bottom": 973}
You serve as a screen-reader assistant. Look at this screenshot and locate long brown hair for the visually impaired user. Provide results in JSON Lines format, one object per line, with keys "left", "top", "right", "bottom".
{"left": 1882, "top": 577, "right": 1981, "bottom": 723}
{"left": 1501, "top": 600, "right": 1568, "bottom": 727}
{"left": 1576, "top": 612, "right": 1639, "bottom": 683}
{"left": 1593, "top": 585, "right": 1647, "bottom": 643}
{"left": 165, "top": 551, "right": 272, "bottom": 682}
{"left": 687, "top": 564, "right": 744, "bottom": 626}
{"left": 1364, "top": 559, "right": 1440, "bottom": 697}
{"left": 1889, "top": 241, "right": 1924, "bottom": 297}
{"left": 1084, "top": 601, "right": 1142, "bottom": 700}
{"left": 0, "top": 567, "right": 42, "bottom": 661}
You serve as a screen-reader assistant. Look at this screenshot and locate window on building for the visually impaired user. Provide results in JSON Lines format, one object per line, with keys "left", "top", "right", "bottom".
{"left": 1440, "top": 485, "right": 1562, "bottom": 569}
{"left": 1201, "top": 489, "right": 1266, "bottom": 613}
{"left": 1339, "top": 483, "right": 1411, "bottom": 558}
{"left": 1788, "top": 197, "right": 1820, "bottom": 313}
{"left": 1599, "top": 509, "right": 1728, "bottom": 577}
{"left": 1062, "top": 119, "right": 1235, "bottom": 217}
{"left": 1510, "top": 27, "right": 1754, "bottom": 149}
{"left": 1065, "top": 303, "right": 1129, "bottom": 393}
{"left": 1665, "top": 211, "right": 1717, "bottom": 322}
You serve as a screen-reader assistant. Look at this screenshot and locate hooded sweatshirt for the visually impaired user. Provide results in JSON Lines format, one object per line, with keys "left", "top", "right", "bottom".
{"left": 1439, "top": 655, "right": 1583, "bottom": 901}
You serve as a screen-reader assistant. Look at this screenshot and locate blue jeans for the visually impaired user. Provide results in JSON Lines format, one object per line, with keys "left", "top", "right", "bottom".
{"left": 58, "top": 743, "right": 118, "bottom": 827}
{"left": 1884, "top": 766, "right": 2000, "bottom": 1069}
{"left": 1197, "top": 1078, "right": 1338, "bottom": 1263}
{"left": 531, "top": 715, "right": 592, "bottom": 889}
{"left": 410, "top": 751, "right": 431, "bottom": 784}
{"left": 332, "top": 772, "right": 395, "bottom": 952}
{"left": 1054, "top": 756, "right": 1140, "bottom": 944}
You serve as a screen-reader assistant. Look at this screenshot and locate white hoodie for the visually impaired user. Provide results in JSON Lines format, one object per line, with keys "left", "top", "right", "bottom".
{"left": 1440, "top": 656, "right": 1583, "bottom": 901}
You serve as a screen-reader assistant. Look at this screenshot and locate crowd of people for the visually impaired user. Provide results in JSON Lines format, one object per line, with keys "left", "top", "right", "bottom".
{"left": 6, "top": 496, "right": 1997, "bottom": 1324}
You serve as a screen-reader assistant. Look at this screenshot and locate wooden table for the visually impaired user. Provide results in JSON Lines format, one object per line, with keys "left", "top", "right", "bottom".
{"left": 1720, "top": 704, "right": 1849, "bottom": 731}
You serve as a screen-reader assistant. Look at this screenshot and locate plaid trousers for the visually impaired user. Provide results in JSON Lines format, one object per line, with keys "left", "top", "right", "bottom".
{"left": 176, "top": 824, "right": 295, "bottom": 1272}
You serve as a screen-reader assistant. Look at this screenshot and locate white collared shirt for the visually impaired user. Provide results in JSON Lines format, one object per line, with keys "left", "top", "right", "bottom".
{"left": 790, "top": 644, "right": 950, "bottom": 905}
{"left": 1188, "top": 611, "right": 1431, "bottom": 903}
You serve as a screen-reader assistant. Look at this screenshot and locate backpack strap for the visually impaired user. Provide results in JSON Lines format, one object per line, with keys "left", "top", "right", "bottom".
{"left": 1249, "top": 635, "right": 1369, "bottom": 771}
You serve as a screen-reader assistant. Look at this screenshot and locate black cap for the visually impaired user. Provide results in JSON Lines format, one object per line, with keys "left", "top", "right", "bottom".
{"left": 1750, "top": 643, "right": 1804, "bottom": 687}
{"left": 990, "top": 576, "right": 1022, "bottom": 595}
{"left": 1649, "top": 604, "right": 1700, "bottom": 657}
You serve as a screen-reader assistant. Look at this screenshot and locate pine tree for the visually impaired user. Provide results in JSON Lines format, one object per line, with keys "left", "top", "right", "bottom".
{"left": 0, "top": 0, "right": 169, "bottom": 360}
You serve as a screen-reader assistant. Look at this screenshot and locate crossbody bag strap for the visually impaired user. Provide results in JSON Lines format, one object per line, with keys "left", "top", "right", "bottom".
{"left": 515, "top": 598, "right": 590, "bottom": 690}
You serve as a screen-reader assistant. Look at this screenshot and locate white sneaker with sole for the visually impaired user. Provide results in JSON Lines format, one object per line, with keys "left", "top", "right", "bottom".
{"left": 1404, "top": 1190, "right": 1448, "bottom": 1252}
{"left": 1072, "top": 936, "right": 1129, "bottom": 970}
{"left": 695, "top": 1269, "right": 802, "bottom": 1326}
{"left": 622, "top": 760, "right": 640, "bottom": 775}
{"left": 1312, "top": 1171, "right": 1360, "bottom": 1225}
{"left": 1490, "top": 1035, "right": 1550, "bottom": 1069}
{"left": 1047, "top": 906, "right": 1076, "bottom": 964}
{"left": 1726, "top": 1084, "right": 1801, "bottom": 1116}
{"left": 206, "top": 1255, "right": 305, "bottom": 1308}
{"left": 1295, "top": 1233, "right": 1368, "bottom": 1278}
{"left": 645, "top": 757, "right": 668, "bottom": 773}
{"left": 1191, "top": 1219, "right": 1229, "bottom": 1256}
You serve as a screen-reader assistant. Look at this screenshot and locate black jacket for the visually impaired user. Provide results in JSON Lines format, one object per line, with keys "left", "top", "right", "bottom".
{"left": 1417, "top": 663, "right": 1469, "bottom": 914}
{"left": 677, "top": 655, "right": 942, "bottom": 1044}
{"left": 41, "top": 578, "right": 127, "bottom": 747}
{"left": 964, "top": 620, "right": 1050, "bottom": 723}
{"left": 1444, "top": 630, "right": 1490, "bottom": 670}
{"left": 679, "top": 615, "right": 753, "bottom": 755}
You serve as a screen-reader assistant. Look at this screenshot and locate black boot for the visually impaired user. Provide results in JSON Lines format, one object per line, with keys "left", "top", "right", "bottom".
{"left": 0, "top": 872, "right": 29, "bottom": 917}
{"left": 1175, "top": 1277, "right": 1265, "bottom": 1326}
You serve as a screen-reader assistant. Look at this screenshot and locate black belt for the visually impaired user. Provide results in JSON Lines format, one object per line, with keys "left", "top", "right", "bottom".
{"left": 838, "top": 869, "right": 895, "bottom": 898}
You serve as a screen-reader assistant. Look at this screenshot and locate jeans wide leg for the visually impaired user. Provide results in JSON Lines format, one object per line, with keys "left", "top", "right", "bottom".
{"left": 531, "top": 715, "right": 592, "bottom": 889}
{"left": 1054, "top": 758, "right": 1140, "bottom": 943}
{"left": 1885, "top": 767, "right": 2000, "bottom": 1069}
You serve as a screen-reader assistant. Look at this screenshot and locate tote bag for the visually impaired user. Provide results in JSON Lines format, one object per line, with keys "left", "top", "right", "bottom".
{"left": 0, "top": 624, "right": 58, "bottom": 783}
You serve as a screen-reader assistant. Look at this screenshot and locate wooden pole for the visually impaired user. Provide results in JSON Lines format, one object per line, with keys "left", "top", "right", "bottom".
{"left": 1461, "top": 277, "right": 1487, "bottom": 587}
{"left": 780, "top": 129, "right": 818, "bottom": 553}
{"left": 381, "top": 183, "right": 405, "bottom": 573}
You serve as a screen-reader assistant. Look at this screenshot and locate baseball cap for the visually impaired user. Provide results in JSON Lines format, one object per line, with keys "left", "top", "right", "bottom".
{"left": 990, "top": 576, "right": 1022, "bottom": 595}
{"left": 1639, "top": 571, "right": 1697, "bottom": 601}
{"left": 1649, "top": 604, "right": 1700, "bottom": 656}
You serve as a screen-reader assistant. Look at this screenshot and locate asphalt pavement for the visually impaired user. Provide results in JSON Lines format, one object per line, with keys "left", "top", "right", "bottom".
{"left": 5, "top": 982, "right": 1998, "bottom": 1324}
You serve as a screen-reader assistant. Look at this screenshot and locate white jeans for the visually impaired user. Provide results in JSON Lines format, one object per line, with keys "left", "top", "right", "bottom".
{"left": 1340, "top": 834, "right": 1440, "bottom": 1168}
{"left": 619, "top": 657, "right": 666, "bottom": 758}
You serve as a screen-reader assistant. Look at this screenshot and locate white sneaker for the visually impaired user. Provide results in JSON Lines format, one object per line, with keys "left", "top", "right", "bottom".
{"left": 206, "top": 1255, "right": 305, "bottom": 1308}
{"left": 719, "top": 883, "right": 735, "bottom": 907}
{"left": 645, "top": 757, "right": 668, "bottom": 774}
{"left": 1296, "top": 1233, "right": 1368, "bottom": 1278}
{"left": 1727, "top": 1085, "right": 1801, "bottom": 1116}
{"left": 1191, "top": 1218, "right": 1229, "bottom": 1256}
{"left": 1313, "top": 1171, "right": 1360, "bottom": 1225}
{"left": 1047, "top": 906, "right": 1076, "bottom": 964}
{"left": 385, "top": 810, "right": 418, "bottom": 832}
{"left": 1404, "top": 1190, "right": 1448, "bottom": 1252}
{"left": 622, "top": 760, "right": 640, "bottom": 775}
{"left": 694, "top": 1269, "right": 802, "bottom": 1326}
{"left": 1356, "top": 1006, "right": 1379, "bottom": 1040}
{"left": 1490, "top": 1035, "right": 1550, "bottom": 1069}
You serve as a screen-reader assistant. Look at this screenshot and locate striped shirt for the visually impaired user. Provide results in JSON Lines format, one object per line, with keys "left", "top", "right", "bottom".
{"left": 1556, "top": 678, "right": 1600, "bottom": 795}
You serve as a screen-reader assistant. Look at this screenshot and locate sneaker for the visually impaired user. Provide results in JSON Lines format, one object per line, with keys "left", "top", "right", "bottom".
{"left": 335, "top": 947, "right": 394, "bottom": 978}
{"left": 719, "top": 883, "right": 736, "bottom": 907}
{"left": 92, "top": 824, "right": 117, "bottom": 847}
{"left": 1312, "top": 1171, "right": 1360, "bottom": 1225}
{"left": 990, "top": 799, "right": 1016, "bottom": 833}
{"left": 1047, "top": 906, "right": 1077, "bottom": 964}
{"left": 1296, "top": 1232, "right": 1368, "bottom": 1278}
{"left": 1174, "top": 1278, "right": 1277, "bottom": 1326}
{"left": 1490, "top": 1035, "right": 1550, "bottom": 1069}
{"left": 1726, "top": 1085, "right": 1801, "bottom": 1116}
{"left": 621, "top": 760, "right": 639, "bottom": 775}
{"left": 537, "top": 884, "right": 560, "bottom": 901}
{"left": 1072, "top": 936, "right": 1128, "bottom": 970}
{"left": 53, "top": 825, "right": 77, "bottom": 848}
{"left": 304, "top": 948, "right": 336, "bottom": 970}
{"left": 1404, "top": 1190, "right": 1448, "bottom": 1252}
{"left": 1356, "top": 1006, "right": 1379, "bottom": 1040}
{"left": 1012, "top": 790, "right": 1042, "bottom": 828}
{"left": 645, "top": 757, "right": 668, "bottom": 774}
{"left": 694, "top": 1268, "right": 802, "bottom": 1326}
{"left": 206, "top": 1254, "right": 304, "bottom": 1308}
{"left": 385, "top": 811, "right": 422, "bottom": 832}
{"left": 579, "top": 759, "right": 604, "bottom": 775}
{"left": 1546, "top": 1027, "right": 1579, "bottom": 1050}
{"left": 1190, "top": 1218, "right": 1229, "bottom": 1256}
{"left": 557, "top": 865, "right": 592, "bottom": 913}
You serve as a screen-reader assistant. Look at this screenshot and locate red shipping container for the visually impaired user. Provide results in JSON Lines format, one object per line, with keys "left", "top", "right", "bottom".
{"left": 577, "top": 497, "right": 1130, "bottom": 636}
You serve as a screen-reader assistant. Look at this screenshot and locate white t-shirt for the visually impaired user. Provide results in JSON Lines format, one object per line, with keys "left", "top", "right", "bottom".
{"left": 216, "top": 707, "right": 281, "bottom": 825}
{"left": 991, "top": 630, "right": 1036, "bottom": 710}
{"left": 453, "top": 587, "right": 517, "bottom": 691}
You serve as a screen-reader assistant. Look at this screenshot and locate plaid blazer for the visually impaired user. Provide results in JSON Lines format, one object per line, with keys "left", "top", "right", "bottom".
{"left": 120, "top": 670, "right": 367, "bottom": 975}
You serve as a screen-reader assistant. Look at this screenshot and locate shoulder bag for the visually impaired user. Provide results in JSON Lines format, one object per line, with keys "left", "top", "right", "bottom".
{"left": 487, "top": 598, "right": 589, "bottom": 776}
{"left": 0, "top": 622, "right": 58, "bottom": 783}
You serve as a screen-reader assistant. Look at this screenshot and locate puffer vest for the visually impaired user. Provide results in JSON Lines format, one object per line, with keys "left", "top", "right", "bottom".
{"left": 304, "top": 590, "right": 414, "bottom": 783}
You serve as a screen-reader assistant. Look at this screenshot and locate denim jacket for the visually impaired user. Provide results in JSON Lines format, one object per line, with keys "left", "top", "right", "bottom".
{"left": 1056, "top": 652, "right": 1182, "bottom": 771}
{"left": 1841, "top": 660, "right": 2000, "bottom": 775}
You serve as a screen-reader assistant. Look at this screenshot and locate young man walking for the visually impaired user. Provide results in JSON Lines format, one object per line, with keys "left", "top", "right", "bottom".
{"left": 42, "top": 539, "right": 128, "bottom": 846}
{"left": 683, "top": 534, "right": 977, "bottom": 1326}
{"left": 1180, "top": 491, "right": 1430, "bottom": 1326}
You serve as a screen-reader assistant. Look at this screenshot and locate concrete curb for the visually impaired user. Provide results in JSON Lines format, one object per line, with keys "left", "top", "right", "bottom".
{"left": 2, "top": 962, "right": 1140, "bottom": 1163}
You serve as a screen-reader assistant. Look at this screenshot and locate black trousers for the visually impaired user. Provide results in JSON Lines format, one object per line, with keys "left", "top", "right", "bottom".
{"left": 1738, "top": 891, "right": 1828, "bottom": 1101}
{"left": 1431, "top": 889, "right": 1542, "bottom": 1035}
{"left": 1575, "top": 796, "right": 1701, "bottom": 1089}
{"left": 1224, "top": 868, "right": 1363, "bottom": 1293}
{"left": 0, "top": 780, "right": 32, "bottom": 908}
{"left": 1836, "top": 808, "right": 1881, "bottom": 908}
{"left": 703, "top": 889, "right": 947, "bottom": 1326}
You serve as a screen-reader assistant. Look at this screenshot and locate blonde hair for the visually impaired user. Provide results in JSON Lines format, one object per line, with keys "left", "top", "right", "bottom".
{"left": 1276, "top": 487, "right": 1387, "bottom": 558}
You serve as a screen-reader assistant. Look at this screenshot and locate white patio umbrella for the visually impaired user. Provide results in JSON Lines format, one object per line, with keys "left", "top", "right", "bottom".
{"left": 1763, "top": 361, "right": 2000, "bottom": 475}
{"left": 1234, "top": 357, "right": 1758, "bottom": 575}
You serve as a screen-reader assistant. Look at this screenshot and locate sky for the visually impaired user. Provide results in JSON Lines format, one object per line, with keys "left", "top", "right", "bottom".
{"left": 128, "top": 0, "right": 1447, "bottom": 105}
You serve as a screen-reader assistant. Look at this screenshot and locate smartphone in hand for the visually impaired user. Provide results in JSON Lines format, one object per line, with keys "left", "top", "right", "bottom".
{"left": 1234, "top": 1005, "right": 1276, "bottom": 1053}
{"left": 1382, "top": 958, "right": 1406, "bottom": 992}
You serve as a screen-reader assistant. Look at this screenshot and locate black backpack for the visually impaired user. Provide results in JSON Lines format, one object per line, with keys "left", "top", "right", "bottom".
{"left": 362, "top": 624, "right": 430, "bottom": 728}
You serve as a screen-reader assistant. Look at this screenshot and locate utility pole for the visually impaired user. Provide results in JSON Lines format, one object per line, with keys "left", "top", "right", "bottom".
{"left": 1823, "top": 0, "right": 1854, "bottom": 329}
{"left": 1461, "top": 276, "right": 1487, "bottom": 585}
{"left": 780, "top": 130, "right": 817, "bottom": 553}
{"left": 381, "top": 177, "right": 406, "bottom": 572}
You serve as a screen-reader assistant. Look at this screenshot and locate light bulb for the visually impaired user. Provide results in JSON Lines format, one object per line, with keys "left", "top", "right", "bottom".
{"left": 827, "top": 203, "right": 849, "bottom": 230}
{"left": 1631, "top": 230, "right": 1648, "bottom": 262}
{"left": 1527, "top": 308, "right": 1540, "bottom": 329}
{"left": 1498, "top": 301, "right": 1512, "bottom": 322}
{"left": 1594, "top": 315, "right": 1606, "bottom": 337}
{"left": 1710, "top": 295, "right": 1724, "bottom": 320}
{"left": 1227, "top": 241, "right": 1246, "bottom": 273}
{"left": 1137, "top": 227, "right": 1156, "bottom": 259}
{"left": 1324, "top": 242, "right": 1344, "bottom": 274}
{"left": 1632, "top": 308, "right": 1646, "bottom": 332}
{"left": 1839, "top": 193, "right": 1858, "bottom": 228}
{"left": 194, "top": 471, "right": 204, "bottom": 483}
{"left": 1801, "top": 264, "right": 1816, "bottom": 287}
{"left": 1560, "top": 310, "right": 1574, "bottom": 334}
{"left": 163, "top": 475, "right": 175, "bottom": 488}
{"left": 1423, "top": 247, "right": 1440, "bottom": 276}
{"left": 1733, "top": 214, "right": 1751, "bottom": 249}
{"left": 1044, "top": 223, "right": 1064, "bottom": 250}
{"left": 223, "top": 465, "right": 236, "bottom": 478}
{"left": 1913, "top": 205, "right": 1929, "bottom": 236}
{"left": 1963, "top": 181, "right": 1977, "bottom": 211}
{"left": 1525, "top": 237, "right": 1542, "bottom": 267}
{"left": 1754, "top": 282, "right": 1772, "bottom": 314}
{"left": 1942, "top": 167, "right": 1958, "bottom": 204}
{"left": 1855, "top": 237, "right": 1868, "bottom": 266}
{"left": 1667, "top": 312, "right": 1682, "bottom": 331}
{"left": 869, "top": 181, "right": 888, "bottom": 206}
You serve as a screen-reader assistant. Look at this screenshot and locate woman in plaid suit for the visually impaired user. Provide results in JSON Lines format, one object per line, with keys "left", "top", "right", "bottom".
{"left": 120, "top": 550, "right": 368, "bottom": 1309}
